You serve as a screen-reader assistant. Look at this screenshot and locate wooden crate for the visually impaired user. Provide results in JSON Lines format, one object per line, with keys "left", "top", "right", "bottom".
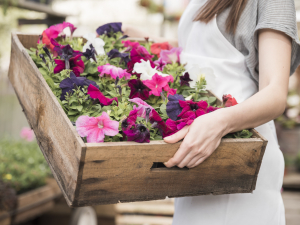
{"left": 0, "top": 179, "right": 62, "bottom": 225}
{"left": 8, "top": 33, "right": 268, "bottom": 207}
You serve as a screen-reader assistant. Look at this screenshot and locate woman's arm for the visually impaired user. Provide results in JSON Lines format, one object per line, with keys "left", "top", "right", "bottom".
{"left": 122, "top": 24, "right": 178, "bottom": 47}
{"left": 164, "top": 29, "right": 291, "bottom": 168}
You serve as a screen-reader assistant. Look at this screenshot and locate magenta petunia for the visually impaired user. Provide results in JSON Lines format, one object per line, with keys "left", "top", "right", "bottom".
{"left": 88, "top": 84, "right": 118, "bottom": 106}
{"left": 76, "top": 112, "right": 119, "bottom": 143}
{"left": 130, "top": 45, "right": 153, "bottom": 64}
{"left": 98, "top": 64, "right": 131, "bottom": 80}
{"left": 128, "top": 79, "right": 150, "bottom": 100}
{"left": 54, "top": 54, "right": 84, "bottom": 77}
{"left": 177, "top": 100, "right": 208, "bottom": 119}
{"left": 129, "top": 98, "right": 154, "bottom": 118}
{"left": 160, "top": 47, "right": 182, "bottom": 64}
{"left": 163, "top": 85, "right": 177, "bottom": 96}
{"left": 123, "top": 124, "right": 150, "bottom": 143}
{"left": 154, "top": 58, "right": 167, "bottom": 71}
{"left": 121, "top": 108, "right": 138, "bottom": 131}
{"left": 207, "top": 106, "right": 220, "bottom": 113}
{"left": 122, "top": 40, "right": 140, "bottom": 49}
{"left": 150, "top": 109, "right": 174, "bottom": 138}
{"left": 143, "top": 74, "right": 170, "bottom": 96}
{"left": 165, "top": 116, "right": 195, "bottom": 136}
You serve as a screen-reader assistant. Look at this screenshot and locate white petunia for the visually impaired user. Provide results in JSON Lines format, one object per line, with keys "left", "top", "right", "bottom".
{"left": 83, "top": 33, "right": 105, "bottom": 56}
{"left": 186, "top": 65, "right": 216, "bottom": 91}
{"left": 133, "top": 60, "right": 169, "bottom": 80}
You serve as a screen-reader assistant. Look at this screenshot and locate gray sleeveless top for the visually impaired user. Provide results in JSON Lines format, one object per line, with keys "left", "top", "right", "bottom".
{"left": 216, "top": 0, "right": 300, "bottom": 84}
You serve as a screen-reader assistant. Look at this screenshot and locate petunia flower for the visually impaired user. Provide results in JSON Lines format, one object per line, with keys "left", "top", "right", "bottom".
{"left": 129, "top": 98, "right": 154, "bottom": 118}
{"left": 180, "top": 72, "right": 193, "bottom": 87}
{"left": 40, "top": 22, "right": 77, "bottom": 50}
{"left": 165, "top": 116, "right": 194, "bottom": 136}
{"left": 128, "top": 79, "right": 150, "bottom": 100}
{"left": 121, "top": 108, "right": 138, "bottom": 131}
{"left": 123, "top": 124, "right": 150, "bottom": 143}
{"left": 166, "top": 94, "right": 185, "bottom": 121}
{"left": 154, "top": 58, "right": 167, "bottom": 71}
{"left": 96, "top": 22, "right": 123, "bottom": 37}
{"left": 51, "top": 38, "right": 81, "bottom": 58}
{"left": 163, "top": 85, "right": 177, "bottom": 97}
{"left": 143, "top": 73, "right": 171, "bottom": 96}
{"left": 133, "top": 59, "right": 170, "bottom": 80}
{"left": 178, "top": 100, "right": 208, "bottom": 119}
{"left": 82, "top": 44, "right": 97, "bottom": 62}
{"left": 88, "top": 84, "right": 118, "bottom": 106}
{"left": 130, "top": 45, "right": 154, "bottom": 64}
{"left": 76, "top": 112, "right": 119, "bottom": 143}
{"left": 223, "top": 94, "right": 238, "bottom": 107}
{"left": 54, "top": 54, "right": 85, "bottom": 77}
{"left": 107, "top": 49, "right": 131, "bottom": 65}
{"left": 83, "top": 33, "right": 105, "bottom": 55}
{"left": 186, "top": 65, "right": 216, "bottom": 90}
{"left": 122, "top": 40, "right": 140, "bottom": 49}
{"left": 150, "top": 109, "right": 174, "bottom": 138}
{"left": 98, "top": 64, "right": 131, "bottom": 80}
{"left": 160, "top": 47, "right": 182, "bottom": 64}
{"left": 59, "top": 72, "right": 99, "bottom": 100}
{"left": 150, "top": 42, "right": 173, "bottom": 57}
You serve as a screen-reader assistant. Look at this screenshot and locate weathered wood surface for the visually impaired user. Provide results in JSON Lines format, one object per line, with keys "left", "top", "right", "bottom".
{"left": 9, "top": 33, "right": 268, "bottom": 207}
{"left": 116, "top": 215, "right": 173, "bottom": 225}
{"left": 283, "top": 173, "right": 300, "bottom": 189}
{"left": 8, "top": 33, "right": 85, "bottom": 206}
{"left": 0, "top": 179, "right": 62, "bottom": 225}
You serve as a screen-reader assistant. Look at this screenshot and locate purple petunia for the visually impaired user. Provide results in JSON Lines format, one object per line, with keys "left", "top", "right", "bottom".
{"left": 180, "top": 72, "right": 193, "bottom": 87}
{"left": 166, "top": 94, "right": 185, "bottom": 121}
{"left": 107, "top": 49, "right": 131, "bottom": 65}
{"left": 96, "top": 22, "right": 123, "bottom": 37}
{"left": 59, "top": 72, "right": 99, "bottom": 100}
{"left": 128, "top": 79, "right": 150, "bottom": 100}
{"left": 82, "top": 44, "right": 97, "bottom": 62}
{"left": 123, "top": 124, "right": 150, "bottom": 143}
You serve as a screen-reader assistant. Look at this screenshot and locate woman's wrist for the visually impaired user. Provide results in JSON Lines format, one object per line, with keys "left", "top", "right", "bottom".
{"left": 213, "top": 107, "right": 233, "bottom": 137}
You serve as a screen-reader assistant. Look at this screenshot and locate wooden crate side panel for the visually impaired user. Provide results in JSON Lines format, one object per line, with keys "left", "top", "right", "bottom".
{"left": 8, "top": 33, "right": 85, "bottom": 206}
{"left": 76, "top": 139, "right": 264, "bottom": 206}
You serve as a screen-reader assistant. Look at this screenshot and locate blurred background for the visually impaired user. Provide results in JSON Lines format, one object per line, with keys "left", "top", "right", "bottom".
{"left": 1, "top": 0, "right": 300, "bottom": 225}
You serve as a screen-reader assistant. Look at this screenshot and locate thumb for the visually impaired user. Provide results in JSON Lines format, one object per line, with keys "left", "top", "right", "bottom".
{"left": 164, "top": 125, "right": 190, "bottom": 143}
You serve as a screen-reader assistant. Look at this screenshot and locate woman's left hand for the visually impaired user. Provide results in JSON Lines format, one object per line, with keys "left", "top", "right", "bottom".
{"left": 163, "top": 109, "right": 228, "bottom": 168}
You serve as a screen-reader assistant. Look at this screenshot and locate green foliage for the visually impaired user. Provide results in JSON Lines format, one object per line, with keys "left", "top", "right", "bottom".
{"left": 0, "top": 139, "right": 51, "bottom": 194}
{"left": 223, "top": 130, "right": 253, "bottom": 139}
{"left": 100, "top": 32, "right": 126, "bottom": 53}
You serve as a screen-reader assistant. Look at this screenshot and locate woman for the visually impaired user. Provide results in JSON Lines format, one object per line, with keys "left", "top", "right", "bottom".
{"left": 123, "top": 0, "right": 300, "bottom": 224}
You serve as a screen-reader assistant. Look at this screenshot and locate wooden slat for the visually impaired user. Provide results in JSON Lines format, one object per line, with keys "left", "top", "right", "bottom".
{"left": 75, "top": 138, "right": 266, "bottom": 206}
{"left": 283, "top": 173, "right": 300, "bottom": 189}
{"left": 8, "top": 33, "right": 85, "bottom": 206}
{"left": 116, "top": 215, "right": 173, "bottom": 225}
{"left": 115, "top": 202, "right": 174, "bottom": 216}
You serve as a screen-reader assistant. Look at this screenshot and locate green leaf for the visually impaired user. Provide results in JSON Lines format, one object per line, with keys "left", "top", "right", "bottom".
{"left": 208, "top": 97, "right": 217, "bottom": 105}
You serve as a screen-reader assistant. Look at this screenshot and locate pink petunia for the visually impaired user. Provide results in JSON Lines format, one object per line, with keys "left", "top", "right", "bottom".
{"left": 98, "top": 64, "right": 131, "bottom": 80}
{"left": 178, "top": 100, "right": 208, "bottom": 119}
{"left": 88, "top": 84, "right": 118, "bottom": 106}
{"left": 122, "top": 40, "right": 140, "bottom": 49}
{"left": 163, "top": 85, "right": 177, "bottom": 96}
{"left": 40, "top": 22, "right": 76, "bottom": 50}
{"left": 129, "top": 98, "right": 154, "bottom": 118}
{"left": 76, "top": 112, "right": 119, "bottom": 143}
{"left": 160, "top": 47, "right": 182, "bottom": 64}
{"left": 20, "top": 127, "right": 35, "bottom": 142}
{"left": 143, "top": 74, "right": 171, "bottom": 96}
{"left": 154, "top": 58, "right": 167, "bottom": 71}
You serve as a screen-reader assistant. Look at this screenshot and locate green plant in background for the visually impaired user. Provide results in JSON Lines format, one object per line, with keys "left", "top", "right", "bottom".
{"left": 0, "top": 138, "right": 51, "bottom": 194}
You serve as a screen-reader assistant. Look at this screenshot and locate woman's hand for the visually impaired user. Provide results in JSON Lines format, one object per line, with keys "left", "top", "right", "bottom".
{"left": 164, "top": 109, "right": 228, "bottom": 168}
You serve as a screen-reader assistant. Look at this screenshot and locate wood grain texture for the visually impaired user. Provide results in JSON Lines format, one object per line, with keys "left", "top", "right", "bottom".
{"left": 9, "top": 33, "right": 268, "bottom": 207}
{"left": 8, "top": 33, "right": 85, "bottom": 206}
{"left": 0, "top": 179, "right": 62, "bottom": 224}
{"left": 75, "top": 138, "right": 266, "bottom": 206}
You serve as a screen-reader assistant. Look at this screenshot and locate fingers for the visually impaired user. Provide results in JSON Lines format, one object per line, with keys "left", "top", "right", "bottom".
{"left": 164, "top": 125, "right": 189, "bottom": 144}
{"left": 190, "top": 156, "right": 208, "bottom": 168}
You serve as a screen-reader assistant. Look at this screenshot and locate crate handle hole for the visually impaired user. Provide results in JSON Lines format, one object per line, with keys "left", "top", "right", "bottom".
{"left": 150, "top": 162, "right": 189, "bottom": 171}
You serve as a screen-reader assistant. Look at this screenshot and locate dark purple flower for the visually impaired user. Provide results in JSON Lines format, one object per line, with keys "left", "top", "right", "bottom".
{"left": 107, "top": 49, "right": 131, "bottom": 65}
{"left": 51, "top": 38, "right": 82, "bottom": 58}
{"left": 59, "top": 72, "right": 99, "bottom": 100}
{"left": 123, "top": 124, "right": 150, "bottom": 143}
{"left": 128, "top": 79, "right": 150, "bottom": 100}
{"left": 39, "top": 54, "right": 47, "bottom": 64}
{"left": 154, "top": 58, "right": 166, "bottom": 71}
{"left": 96, "top": 22, "right": 123, "bottom": 37}
{"left": 180, "top": 72, "right": 193, "bottom": 87}
{"left": 166, "top": 94, "right": 185, "bottom": 121}
{"left": 150, "top": 109, "right": 174, "bottom": 138}
{"left": 54, "top": 54, "right": 85, "bottom": 77}
{"left": 42, "top": 46, "right": 52, "bottom": 61}
{"left": 82, "top": 44, "right": 97, "bottom": 62}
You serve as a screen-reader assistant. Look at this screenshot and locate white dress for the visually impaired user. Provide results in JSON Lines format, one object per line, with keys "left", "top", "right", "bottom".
{"left": 173, "top": 0, "right": 286, "bottom": 224}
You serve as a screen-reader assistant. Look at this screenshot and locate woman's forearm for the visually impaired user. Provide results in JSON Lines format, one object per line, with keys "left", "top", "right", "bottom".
{"left": 122, "top": 24, "right": 178, "bottom": 47}
{"left": 220, "top": 84, "right": 287, "bottom": 135}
